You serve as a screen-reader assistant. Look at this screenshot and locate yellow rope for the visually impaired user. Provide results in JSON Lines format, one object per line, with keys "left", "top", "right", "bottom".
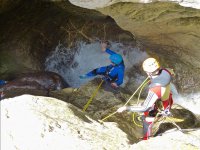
{"left": 132, "top": 79, "right": 150, "bottom": 128}
{"left": 132, "top": 113, "right": 143, "bottom": 128}
{"left": 82, "top": 80, "right": 104, "bottom": 112}
{"left": 100, "top": 77, "right": 149, "bottom": 122}
{"left": 136, "top": 80, "right": 150, "bottom": 105}
{"left": 165, "top": 117, "right": 184, "bottom": 122}
{"left": 152, "top": 113, "right": 183, "bottom": 135}
{"left": 165, "top": 116, "right": 182, "bottom": 130}
{"left": 124, "top": 77, "right": 149, "bottom": 106}
{"left": 99, "top": 111, "right": 118, "bottom": 123}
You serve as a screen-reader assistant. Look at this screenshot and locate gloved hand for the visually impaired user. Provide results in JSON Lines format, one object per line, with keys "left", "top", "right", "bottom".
{"left": 117, "top": 106, "right": 127, "bottom": 113}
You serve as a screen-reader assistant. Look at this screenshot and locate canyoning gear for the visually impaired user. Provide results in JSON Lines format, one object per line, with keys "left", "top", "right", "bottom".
{"left": 132, "top": 113, "right": 143, "bottom": 128}
{"left": 125, "top": 69, "right": 173, "bottom": 113}
{"left": 117, "top": 67, "right": 175, "bottom": 140}
{"left": 149, "top": 68, "right": 172, "bottom": 88}
{"left": 109, "top": 54, "right": 123, "bottom": 65}
{"left": 84, "top": 64, "right": 124, "bottom": 86}
{"left": 105, "top": 47, "right": 123, "bottom": 65}
{"left": 142, "top": 58, "right": 160, "bottom": 73}
{"left": 82, "top": 49, "right": 125, "bottom": 86}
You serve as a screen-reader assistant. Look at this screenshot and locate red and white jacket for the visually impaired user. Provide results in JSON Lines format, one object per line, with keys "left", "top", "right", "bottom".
{"left": 127, "top": 68, "right": 174, "bottom": 115}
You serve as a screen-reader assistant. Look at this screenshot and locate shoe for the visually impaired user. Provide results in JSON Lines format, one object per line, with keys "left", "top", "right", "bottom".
{"left": 79, "top": 75, "right": 89, "bottom": 79}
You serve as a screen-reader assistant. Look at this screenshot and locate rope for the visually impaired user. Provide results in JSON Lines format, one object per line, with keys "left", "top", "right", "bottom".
{"left": 165, "top": 116, "right": 182, "bottom": 131}
{"left": 82, "top": 80, "right": 104, "bottom": 112}
{"left": 132, "top": 113, "right": 143, "bottom": 128}
{"left": 100, "top": 77, "right": 149, "bottom": 122}
{"left": 132, "top": 79, "right": 150, "bottom": 128}
{"left": 124, "top": 77, "right": 149, "bottom": 106}
{"left": 152, "top": 112, "right": 183, "bottom": 136}
{"left": 99, "top": 111, "right": 118, "bottom": 123}
{"left": 136, "top": 79, "right": 150, "bottom": 105}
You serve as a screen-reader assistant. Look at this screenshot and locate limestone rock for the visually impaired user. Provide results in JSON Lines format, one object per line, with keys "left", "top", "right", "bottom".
{"left": 69, "top": 0, "right": 200, "bottom": 9}
{"left": 1, "top": 95, "right": 130, "bottom": 150}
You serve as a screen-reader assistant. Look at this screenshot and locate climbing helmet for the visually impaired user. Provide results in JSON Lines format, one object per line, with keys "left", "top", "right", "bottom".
{"left": 109, "top": 54, "right": 123, "bottom": 65}
{"left": 142, "top": 58, "right": 160, "bottom": 73}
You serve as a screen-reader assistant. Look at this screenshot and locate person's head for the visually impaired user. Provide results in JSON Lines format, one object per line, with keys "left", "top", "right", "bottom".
{"left": 142, "top": 58, "right": 160, "bottom": 77}
{"left": 109, "top": 54, "right": 123, "bottom": 65}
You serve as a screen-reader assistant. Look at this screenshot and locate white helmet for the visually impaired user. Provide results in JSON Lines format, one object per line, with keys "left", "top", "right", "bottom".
{"left": 142, "top": 58, "right": 160, "bottom": 73}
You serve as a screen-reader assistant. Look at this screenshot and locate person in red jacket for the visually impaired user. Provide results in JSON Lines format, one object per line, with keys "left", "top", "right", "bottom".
{"left": 117, "top": 58, "right": 175, "bottom": 140}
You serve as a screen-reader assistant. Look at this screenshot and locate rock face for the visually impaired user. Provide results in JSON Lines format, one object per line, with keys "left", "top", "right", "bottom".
{"left": 0, "top": 71, "right": 69, "bottom": 98}
{"left": 50, "top": 79, "right": 200, "bottom": 143}
{"left": 1, "top": 94, "right": 200, "bottom": 150}
{"left": 69, "top": 0, "right": 200, "bottom": 9}
{"left": 1, "top": 1, "right": 200, "bottom": 149}
{"left": 0, "top": 0, "right": 22, "bottom": 13}
{"left": 0, "top": 0, "right": 135, "bottom": 80}
{"left": 1, "top": 0, "right": 200, "bottom": 93}
{"left": 1, "top": 95, "right": 130, "bottom": 150}
{"left": 96, "top": 2, "right": 200, "bottom": 93}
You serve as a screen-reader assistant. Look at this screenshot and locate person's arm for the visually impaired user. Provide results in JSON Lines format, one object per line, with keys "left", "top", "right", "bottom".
{"left": 113, "top": 68, "right": 124, "bottom": 86}
{"left": 101, "top": 41, "right": 116, "bottom": 55}
{"left": 105, "top": 48, "right": 116, "bottom": 55}
{"left": 117, "top": 91, "right": 158, "bottom": 113}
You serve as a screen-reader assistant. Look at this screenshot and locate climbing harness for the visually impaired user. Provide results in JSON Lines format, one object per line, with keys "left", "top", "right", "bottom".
{"left": 82, "top": 80, "right": 104, "bottom": 112}
{"left": 163, "top": 115, "right": 183, "bottom": 131}
{"left": 100, "top": 77, "right": 149, "bottom": 123}
{"left": 150, "top": 108, "right": 184, "bottom": 137}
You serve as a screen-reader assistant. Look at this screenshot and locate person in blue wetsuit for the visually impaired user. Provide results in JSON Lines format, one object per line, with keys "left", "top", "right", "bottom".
{"left": 80, "top": 41, "right": 125, "bottom": 90}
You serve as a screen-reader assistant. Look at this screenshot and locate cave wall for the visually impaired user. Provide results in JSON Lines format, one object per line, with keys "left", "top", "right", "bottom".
{"left": 96, "top": 2, "right": 200, "bottom": 93}
{"left": 0, "top": 0, "right": 200, "bottom": 93}
{"left": 68, "top": 0, "right": 200, "bottom": 9}
{"left": 68, "top": 0, "right": 200, "bottom": 93}
{"left": 98, "top": 2, "right": 200, "bottom": 67}
{"left": 0, "top": 0, "right": 136, "bottom": 80}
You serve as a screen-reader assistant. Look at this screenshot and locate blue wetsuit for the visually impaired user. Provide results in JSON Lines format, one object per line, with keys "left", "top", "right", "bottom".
{"left": 85, "top": 49, "right": 125, "bottom": 86}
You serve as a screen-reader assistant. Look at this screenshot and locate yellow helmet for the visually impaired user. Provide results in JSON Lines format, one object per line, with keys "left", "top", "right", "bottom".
{"left": 142, "top": 58, "right": 160, "bottom": 73}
